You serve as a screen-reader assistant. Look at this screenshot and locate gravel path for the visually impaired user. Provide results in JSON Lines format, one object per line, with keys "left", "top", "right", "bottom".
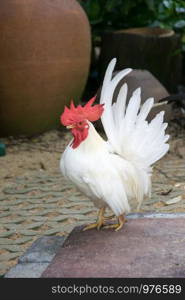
{"left": 0, "top": 124, "right": 185, "bottom": 276}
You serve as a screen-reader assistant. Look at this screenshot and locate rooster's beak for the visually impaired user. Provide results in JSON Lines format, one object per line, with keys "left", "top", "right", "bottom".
{"left": 66, "top": 125, "right": 75, "bottom": 129}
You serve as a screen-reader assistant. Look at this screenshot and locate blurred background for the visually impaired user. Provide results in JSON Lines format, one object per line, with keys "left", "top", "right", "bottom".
{"left": 0, "top": 0, "right": 185, "bottom": 278}
{"left": 0, "top": 0, "right": 185, "bottom": 138}
{"left": 78, "top": 0, "right": 185, "bottom": 98}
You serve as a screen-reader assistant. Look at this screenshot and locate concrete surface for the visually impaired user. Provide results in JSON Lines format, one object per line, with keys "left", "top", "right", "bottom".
{"left": 5, "top": 236, "right": 65, "bottom": 278}
{"left": 42, "top": 216, "right": 185, "bottom": 278}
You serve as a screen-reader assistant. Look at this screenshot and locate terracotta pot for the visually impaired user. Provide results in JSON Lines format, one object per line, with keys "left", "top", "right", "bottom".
{"left": 0, "top": 0, "right": 91, "bottom": 136}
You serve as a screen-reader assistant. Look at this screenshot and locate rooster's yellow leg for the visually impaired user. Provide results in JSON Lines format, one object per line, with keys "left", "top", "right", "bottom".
{"left": 104, "top": 214, "right": 126, "bottom": 231}
{"left": 83, "top": 207, "right": 105, "bottom": 231}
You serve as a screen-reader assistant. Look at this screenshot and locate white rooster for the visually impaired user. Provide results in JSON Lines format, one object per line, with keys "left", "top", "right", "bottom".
{"left": 60, "top": 58, "right": 169, "bottom": 231}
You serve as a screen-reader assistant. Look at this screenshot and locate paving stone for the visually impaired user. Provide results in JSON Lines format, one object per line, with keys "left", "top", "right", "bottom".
{"left": 24, "top": 222, "right": 45, "bottom": 230}
{"left": 156, "top": 203, "right": 185, "bottom": 211}
{"left": 31, "top": 216, "right": 49, "bottom": 222}
{"left": 17, "top": 194, "right": 50, "bottom": 199}
{"left": 3, "top": 187, "right": 36, "bottom": 194}
{"left": 42, "top": 217, "right": 185, "bottom": 278}
{"left": 19, "top": 236, "right": 65, "bottom": 263}
{"left": 0, "top": 196, "right": 8, "bottom": 201}
{"left": 19, "top": 230, "right": 41, "bottom": 236}
{"left": 0, "top": 212, "right": 11, "bottom": 218}
{"left": 46, "top": 222, "right": 59, "bottom": 227}
{"left": 0, "top": 200, "right": 24, "bottom": 206}
{"left": 27, "top": 200, "right": 44, "bottom": 204}
{"left": 0, "top": 237, "right": 33, "bottom": 245}
{"left": 16, "top": 204, "right": 58, "bottom": 210}
{"left": 3, "top": 222, "right": 44, "bottom": 230}
{"left": 41, "top": 198, "right": 59, "bottom": 203}
{"left": 59, "top": 208, "right": 95, "bottom": 215}
{"left": 0, "top": 252, "right": 23, "bottom": 262}
{"left": 50, "top": 224, "right": 75, "bottom": 233}
{"left": 0, "top": 238, "right": 16, "bottom": 245}
{"left": 11, "top": 204, "right": 56, "bottom": 210}
{"left": 0, "top": 263, "right": 8, "bottom": 275}
{"left": 64, "top": 201, "right": 94, "bottom": 208}
{"left": 0, "top": 245, "right": 23, "bottom": 252}
{"left": 17, "top": 210, "right": 54, "bottom": 216}
{"left": 49, "top": 216, "right": 69, "bottom": 222}
{"left": 21, "top": 182, "right": 55, "bottom": 187}
{"left": 76, "top": 201, "right": 94, "bottom": 206}
{"left": 0, "top": 217, "right": 25, "bottom": 224}
{"left": 0, "top": 231, "right": 14, "bottom": 238}
{"left": 75, "top": 221, "right": 92, "bottom": 227}
{"left": 63, "top": 202, "right": 82, "bottom": 208}
{"left": 5, "top": 263, "right": 49, "bottom": 278}
{"left": 68, "top": 214, "right": 94, "bottom": 221}
{"left": 17, "top": 193, "right": 62, "bottom": 199}
{"left": 41, "top": 204, "right": 62, "bottom": 209}
{"left": 11, "top": 237, "right": 33, "bottom": 245}
{"left": 44, "top": 229, "right": 64, "bottom": 235}
{"left": 0, "top": 207, "right": 10, "bottom": 211}
{"left": 73, "top": 192, "right": 84, "bottom": 196}
{"left": 68, "top": 196, "right": 89, "bottom": 202}
{"left": 15, "top": 176, "right": 59, "bottom": 183}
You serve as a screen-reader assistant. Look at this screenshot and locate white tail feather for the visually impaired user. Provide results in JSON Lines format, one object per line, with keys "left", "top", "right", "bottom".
{"left": 100, "top": 58, "right": 169, "bottom": 169}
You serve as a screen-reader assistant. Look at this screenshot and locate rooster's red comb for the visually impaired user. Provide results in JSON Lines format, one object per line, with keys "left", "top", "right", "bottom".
{"left": 60, "top": 96, "right": 104, "bottom": 126}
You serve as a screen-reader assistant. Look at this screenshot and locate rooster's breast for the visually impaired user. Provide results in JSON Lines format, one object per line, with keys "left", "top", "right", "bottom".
{"left": 60, "top": 142, "right": 133, "bottom": 215}
{"left": 60, "top": 144, "right": 106, "bottom": 205}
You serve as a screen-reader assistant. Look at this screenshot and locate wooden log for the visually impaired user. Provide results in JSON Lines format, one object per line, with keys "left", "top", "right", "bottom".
{"left": 100, "top": 27, "right": 182, "bottom": 92}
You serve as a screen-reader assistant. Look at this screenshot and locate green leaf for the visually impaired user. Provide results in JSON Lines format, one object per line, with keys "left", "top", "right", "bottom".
{"left": 163, "top": 0, "right": 173, "bottom": 9}
{"left": 90, "top": 18, "right": 103, "bottom": 25}
{"left": 182, "top": 44, "right": 185, "bottom": 52}
{"left": 120, "top": 0, "right": 136, "bottom": 15}
{"left": 174, "top": 20, "right": 185, "bottom": 29}
{"left": 84, "top": 0, "right": 102, "bottom": 22}
{"left": 158, "top": 2, "right": 165, "bottom": 14}
{"left": 169, "top": 48, "right": 182, "bottom": 57}
{"left": 105, "top": 0, "right": 117, "bottom": 12}
{"left": 145, "top": 0, "right": 155, "bottom": 11}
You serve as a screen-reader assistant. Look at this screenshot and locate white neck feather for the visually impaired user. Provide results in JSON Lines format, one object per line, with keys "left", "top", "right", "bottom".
{"left": 77, "top": 122, "right": 106, "bottom": 153}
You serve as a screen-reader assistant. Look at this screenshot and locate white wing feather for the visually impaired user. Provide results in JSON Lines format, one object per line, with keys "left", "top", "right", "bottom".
{"left": 100, "top": 58, "right": 169, "bottom": 169}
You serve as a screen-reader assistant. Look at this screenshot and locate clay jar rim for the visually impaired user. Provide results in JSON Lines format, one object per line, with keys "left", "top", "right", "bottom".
{"left": 115, "top": 27, "right": 174, "bottom": 38}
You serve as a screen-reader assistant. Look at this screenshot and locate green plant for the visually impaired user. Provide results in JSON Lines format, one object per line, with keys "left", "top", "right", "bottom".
{"left": 78, "top": 0, "right": 185, "bottom": 48}
{"left": 78, "top": 0, "right": 185, "bottom": 98}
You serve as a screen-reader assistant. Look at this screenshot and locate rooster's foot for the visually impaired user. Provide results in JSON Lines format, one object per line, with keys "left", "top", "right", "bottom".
{"left": 104, "top": 214, "right": 126, "bottom": 231}
{"left": 83, "top": 207, "right": 106, "bottom": 231}
{"left": 83, "top": 222, "right": 103, "bottom": 231}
